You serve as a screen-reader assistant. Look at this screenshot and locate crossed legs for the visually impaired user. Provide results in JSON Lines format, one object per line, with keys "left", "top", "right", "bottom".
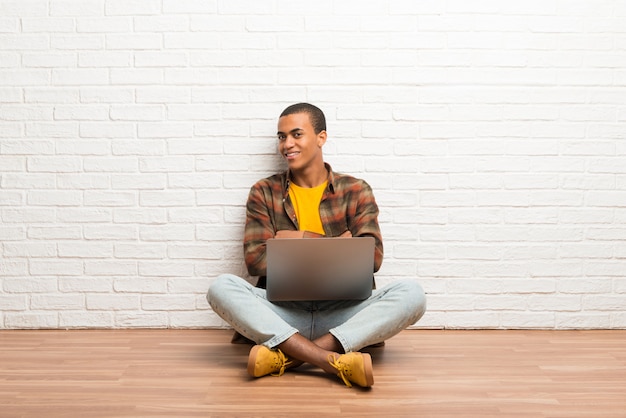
{"left": 207, "top": 273, "right": 426, "bottom": 387}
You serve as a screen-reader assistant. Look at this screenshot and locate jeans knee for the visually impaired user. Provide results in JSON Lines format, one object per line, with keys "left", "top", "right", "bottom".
{"left": 395, "top": 279, "right": 427, "bottom": 322}
{"left": 207, "top": 273, "right": 240, "bottom": 306}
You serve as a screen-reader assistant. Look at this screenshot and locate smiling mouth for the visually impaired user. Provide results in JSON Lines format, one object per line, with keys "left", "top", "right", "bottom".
{"left": 285, "top": 151, "right": 300, "bottom": 159}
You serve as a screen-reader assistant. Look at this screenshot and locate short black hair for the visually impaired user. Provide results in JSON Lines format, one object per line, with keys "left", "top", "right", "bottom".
{"left": 279, "top": 103, "right": 327, "bottom": 134}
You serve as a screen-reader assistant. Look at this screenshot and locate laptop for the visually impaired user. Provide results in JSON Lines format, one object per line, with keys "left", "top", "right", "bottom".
{"left": 265, "top": 236, "right": 375, "bottom": 302}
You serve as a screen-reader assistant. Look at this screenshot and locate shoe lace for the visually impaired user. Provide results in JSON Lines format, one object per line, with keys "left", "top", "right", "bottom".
{"left": 271, "top": 349, "right": 293, "bottom": 377}
{"left": 327, "top": 354, "right": 352, "bottom": 388}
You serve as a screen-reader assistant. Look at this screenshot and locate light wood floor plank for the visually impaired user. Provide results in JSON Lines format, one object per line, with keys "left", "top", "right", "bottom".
{"left": 1, "top": 329, "right": 625, "bottom": 417}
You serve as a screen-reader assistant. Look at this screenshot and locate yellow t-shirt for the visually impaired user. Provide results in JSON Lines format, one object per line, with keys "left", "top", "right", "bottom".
{"left": 288, "top": 181, "right": 327, "bottom": 235}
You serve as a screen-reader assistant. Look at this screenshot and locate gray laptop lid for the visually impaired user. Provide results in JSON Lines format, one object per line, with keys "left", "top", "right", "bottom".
{"left": 265, "top": 236, "right": 375, "bottom": 302}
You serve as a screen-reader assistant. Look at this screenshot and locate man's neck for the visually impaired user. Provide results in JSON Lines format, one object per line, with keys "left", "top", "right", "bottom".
{"left": 290, "top": 163, "right": 328, "bottom": 188}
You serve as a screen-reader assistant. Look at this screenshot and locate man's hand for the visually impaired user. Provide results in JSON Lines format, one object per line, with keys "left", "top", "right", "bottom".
{"left": 275, "top": 230, "right": 305, "bottom": 239}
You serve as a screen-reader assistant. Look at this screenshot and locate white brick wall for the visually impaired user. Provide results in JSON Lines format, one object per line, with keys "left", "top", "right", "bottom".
{"left": 1, "top": 0, "right": 625, "bottom": 329}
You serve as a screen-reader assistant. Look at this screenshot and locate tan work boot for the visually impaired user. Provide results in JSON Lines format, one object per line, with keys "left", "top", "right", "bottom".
{"left": 328, "top": 352, "right": 374, "bottom": 388}
{"left": 247, "top": 345, "right": 292, "bottom": 377}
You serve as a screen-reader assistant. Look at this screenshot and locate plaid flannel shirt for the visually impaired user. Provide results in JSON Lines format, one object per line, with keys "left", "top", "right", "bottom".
{"left": 243, "top": 163, "right": 384, "bottom": 282}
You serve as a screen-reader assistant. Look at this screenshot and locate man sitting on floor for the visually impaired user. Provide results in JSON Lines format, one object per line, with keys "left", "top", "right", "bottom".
{"left": 207, "top": 103, "right": 426, "bottom": 388}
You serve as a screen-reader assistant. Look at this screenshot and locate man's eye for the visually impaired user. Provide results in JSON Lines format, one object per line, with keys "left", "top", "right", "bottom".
{"left": 293, "top": 133, "right": 302, "bottom": 138}
{"left": 278, "top": 135, "right": 286, "bottom": 141}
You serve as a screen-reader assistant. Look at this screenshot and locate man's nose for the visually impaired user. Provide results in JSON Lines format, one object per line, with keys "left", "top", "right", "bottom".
{"left": 284, "top": 135, "right": 295, "bottom": 147}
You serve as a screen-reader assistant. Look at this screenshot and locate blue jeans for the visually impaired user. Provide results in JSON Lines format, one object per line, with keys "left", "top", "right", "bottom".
{"left": 207, "top": 273, "right": 427, "bottom": 353}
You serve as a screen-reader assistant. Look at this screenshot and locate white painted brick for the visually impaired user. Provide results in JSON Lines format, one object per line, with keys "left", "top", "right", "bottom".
{"left": 167, "top": 173, "right": 221, "bottom": 189}
{"left": 586, "top": 261, "right": 626, "bottom": 277}
{"left": 500, "top": 312, "right": 556, "bottom": 329}
{"left": 57, "top": 174, "right": 110, "bottom": 190}
{"left": 3, "top": 242, "right": 56, "bottom": 258}
{"left": 0, "top": 34, "right": 49, "bottom": 51}
{"left": 141, "top": 294, "right": 196, "bottom": 310}
{"left": 84, "top": 191, "right": 136, "bottom": 207}
{"left": 113, "top": 208, "right": 166, "bottom": 224}
{"left": 57, "top": 140, "right": 110, "bottom": 156}
{"left": 164, "top": 0, "right": 216, "bottom": 14}
{"left": 394, "top": 243, "right": 446, "bottom": 260}
{"left": 196, "top": 224, "right": 245, "bottom": 241}
{"left": 448, "top": 208, "right": 503, "bottom": 224}
{"left": 0, "top": 0, "right": 47, "bottom": 17}
{"left": 59, "top": 312, "right": 114, "bottom": 328}
{"left": 80, "top": 122, "right": 135, "bottom": 138}
{"left": 169, "top": 311, "right": 216, "bottom": 328}
{"left": 27, "top": 190, "right": 82, "bottom": 206}
{"left": 168, "top": 244, "right": 222, "bottom": 260}
{"left": 58, "top": 242, "right": 113, "bottom": 258}
{"left": 139, "top": 190, "right": 195, "bottom": 207}
{"left": 3, "top": 140, "right": 54, "bottom": 155}
{"left": 610, "top": 312, "right": 626, "bottom": 328}
{"left": 167, "top": 278, "right": 211, "bottom": 294}
{"left": 0, "top": 294, "right": 28, "bottom": 311}
{"left": 190, "top": 51, "right": 246, "bottom": 67}
{"left": 52, "top": 69, "right": 109, "bottom": 86}
{"left": 83, "top": 224, "right": 137, "bottom": 240}
{"left": 51, "top": 34, "right": 104, "bottom": 50}
{"left": 29, "top": 260, "right": 83, "bottom": 276}
{"left": 22, "top": 52, "right": 75, "bottom": 69}
{"left": 78, "top": 51, "right": 131, "bottom": 67}
{"left": 28, "top": 226, "right": 81, "bottom": 240}
{"left": 49, "top": 0, "right": 103, "bottom": 16}
{"left": 25, "top": 87, "right": 79, "bottom": 103}
{"left": 163, "top": 33, "right": 219, "bottom": 50}
{"left": 167, "top": 208, "right": 221, "bottom": 224}
{"left": 0, "top": 191, "right": 23, "bottom": 206}
{"left": 105, "top": 0, "right": 161, "bottom": 16}
{"left": 443, "top": 311, "right": 501, "bottom": 329}
{"left": 135, "top": 16, "right": 190, "bottom": 32}
{"left": 4, "top": 313, "right": 59, "bottom": 329}
{"left": 54, "top": 105, "right": 109, "bottom": 121}
{"left": 0, "top": 87, "right": 22, "bottom": 102}
{"left": 76, "top": 17, "right": 130, "bottom": 33}
{"left": 0, "top": 260, "right": 28, "bottom": 276}
{"left": 139, "top": 225, "right": 194, "bottom": 241}
{"left": 558, "top": 278, "right": 613, "bottom": 294}
{"left": 0, "top": 226, "right": 26, "bottom": 241}
{"left": 112, "top": 140, "right": 165, "bottom": 156}
{"left": 136, "top": 87, "right": 190, "bottom": 104}
{"left": 86, "top": 294, "right": 139, "bottom": 310}
{"left": 587, "top": 191, "right": 626, "bottom": 207}
{"left": 59, "top": 277, "right": 112, "bottom": 292}
{"left": 114, "top": 277, "right": 167, "bottom": 293}
{"left": 114, "top": 243, "right": 166, "bottom": 259}
{"left": 0, "top": 18, "right": 18, "bottom": 32}
{"left": 112, "top": 174, "right": 165, "bottom": 190}
{"left": 138, "top": 122, "right": 192, "bottom": 139}
{"left": 80, "top": 87, "right": 133, "bottom": 103}
{"left": 139, "top": 156, "right": 194, "bottom": 173}
{"left": 25, "top": 122, "right": 78, "bottom": 139}
{"left": 106, "top": 34, "right": 161, "bottom": 50}
{"left": 615, "top": 277, "right": 626, "bottom": 292}
{"left": 556, "top": 313, "right": 611, "bottom": 329}
{"left": 2, "top": 208, "right": 55, "bottom": 223}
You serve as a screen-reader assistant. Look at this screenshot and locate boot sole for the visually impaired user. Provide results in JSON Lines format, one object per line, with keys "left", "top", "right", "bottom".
{"left": 247, "top": 345, "right": 262, "bottom": 377}
{"left": 362, "top": 352, "right": 374, "bottom": 387}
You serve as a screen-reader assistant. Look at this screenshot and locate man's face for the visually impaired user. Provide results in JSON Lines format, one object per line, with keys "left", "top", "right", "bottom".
{"left": 277, "top": 112, "right": 326, "bottom": 172}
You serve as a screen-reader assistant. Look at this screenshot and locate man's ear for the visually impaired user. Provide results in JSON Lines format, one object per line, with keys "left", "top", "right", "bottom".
{"left": 317, "top": 130, "right": 327, "bottom": 147}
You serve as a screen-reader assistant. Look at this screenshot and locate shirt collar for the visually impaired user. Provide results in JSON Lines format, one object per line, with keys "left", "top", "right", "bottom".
{"left": 283, "top": 162, "right": 335, "bottom": 195}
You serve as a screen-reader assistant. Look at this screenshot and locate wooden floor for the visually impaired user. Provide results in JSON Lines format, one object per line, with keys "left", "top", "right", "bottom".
{"left": 0, "top": 329, "right": 625, "bottom": 417}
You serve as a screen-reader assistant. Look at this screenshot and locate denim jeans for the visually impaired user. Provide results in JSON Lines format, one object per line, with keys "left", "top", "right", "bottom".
{"left": 207, "top": 273, "right": 427, "bottom": 353}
